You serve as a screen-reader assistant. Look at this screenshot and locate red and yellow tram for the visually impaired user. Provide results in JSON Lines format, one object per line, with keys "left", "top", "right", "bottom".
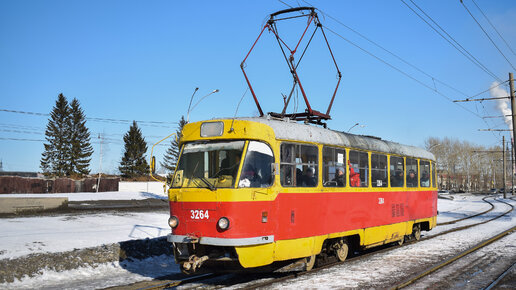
{"left": 165, "top": 117, "right": 437, "bottom": 273}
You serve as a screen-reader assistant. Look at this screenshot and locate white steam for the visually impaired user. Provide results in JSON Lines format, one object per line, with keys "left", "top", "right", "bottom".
{"left": 490, "top": 81, "right": 512, "bottom": 130}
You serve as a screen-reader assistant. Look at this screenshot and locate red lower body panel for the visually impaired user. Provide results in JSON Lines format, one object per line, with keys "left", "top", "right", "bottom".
{"left": 170, "top": 190, "right": 437, "bottom": 240}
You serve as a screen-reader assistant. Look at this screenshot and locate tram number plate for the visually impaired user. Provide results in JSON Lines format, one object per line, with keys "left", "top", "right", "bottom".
{"left": 190, "top": 210, "right": 209, "bottom": 220}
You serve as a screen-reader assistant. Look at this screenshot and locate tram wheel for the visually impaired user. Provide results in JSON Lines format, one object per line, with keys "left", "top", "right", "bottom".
{"left": 335, "top": 240, "right": 349, "bottom": 262}
{"left": 397, "top": 236, "right": 404, "bottom": 246}
{"left": 304, "top": 255, "right": 316, "bottom": 271}
{"left": 412, "top": 224, "right": 421, "bottom": 241}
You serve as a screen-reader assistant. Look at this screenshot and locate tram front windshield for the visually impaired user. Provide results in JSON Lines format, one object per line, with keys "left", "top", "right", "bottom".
{"left": 172, "top": 140, "right": 245, "bottom": 189}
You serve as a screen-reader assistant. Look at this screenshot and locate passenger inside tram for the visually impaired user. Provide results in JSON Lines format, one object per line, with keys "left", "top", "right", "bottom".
{"left": 407, "top": 169, "right": 418, "bottom": 187}
{"left": 333, "top": 167, "right": 345, "bottom": 186}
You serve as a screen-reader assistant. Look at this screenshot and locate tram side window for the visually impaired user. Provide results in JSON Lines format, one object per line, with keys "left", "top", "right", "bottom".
{"left": 371, "top": 154, "right": 387, "bottom": 187}
{"left": 420, "top": 160, "right": 430, "bottom": 188}
{"left": 323, "top": 147, "right": 346, "bottom": 187}
{"left": 349, "top": 150, "right": 368, "bottom": 187}
{"left": 431, "top": 161, "right": 437, "bottom": 188}
{"left": 239, "top": 141, "right": 274, "bottom": 188}
{"left": 280, "top": 143, "right": 318, "bottom": 187}
{"left": 406, "top": 158, "right": 418, "bottom": 187}
{"left": 390, "top": 156, "right": 404, "bottom": 187}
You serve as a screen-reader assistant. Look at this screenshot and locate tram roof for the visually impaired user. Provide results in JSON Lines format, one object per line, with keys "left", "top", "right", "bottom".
{"left": 237, "top": 117, "right": 435, "bottom": 161}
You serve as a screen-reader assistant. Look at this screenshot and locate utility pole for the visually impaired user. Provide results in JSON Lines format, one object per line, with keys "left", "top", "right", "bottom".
{"left": 511, "top": 140, "right": 514, "bottom": 196}
{"left": 503, "top": 136, "right": 506, "bottom": 198}
{"left": 510, "top": 72, "right": 516, "bottom": 197}
{"left": 96, "top": 133, "right": 103, "bottom": 193}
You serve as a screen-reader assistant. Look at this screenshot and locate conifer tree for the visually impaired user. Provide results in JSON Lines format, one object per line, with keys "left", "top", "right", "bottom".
{"left": 119, "top": 121, "right": 149, "bottom": 178}
{"left": 41, "top": 93, "right": 72, "bottom": 177}
{"left": 161, "top": 115, "right": 186, "bottom": 172}
{"left": 69, "top": 98, "right": 93, "bottom": 176}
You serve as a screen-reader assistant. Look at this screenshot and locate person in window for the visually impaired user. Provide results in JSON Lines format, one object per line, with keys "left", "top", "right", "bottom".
{"left": 333, "top": 167, "right": 345, "bottom": 186}
{"left": 407, "top": 169, "right": 418, "bottom": 187}
{"left": 392, "top": 169, "right": 404, "bottom": 187}
{"left": 349, "top": 160, "right": 360, "bottom": 187}
{"left": 219, "top": 154, "right": 240, "bottom": 177}
{"left": 239, "top": 164, "right": 261, "bottom": 187}
{"left": 301, "top": 167, "right": 316, "bottom": 187}
{"left": 420, "top": 171, "right": 430, "bottom": 187}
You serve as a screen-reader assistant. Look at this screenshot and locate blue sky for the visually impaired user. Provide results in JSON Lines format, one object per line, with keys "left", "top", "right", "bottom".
{"left": 1, "top": 0, "right": 516, "bottom": 173}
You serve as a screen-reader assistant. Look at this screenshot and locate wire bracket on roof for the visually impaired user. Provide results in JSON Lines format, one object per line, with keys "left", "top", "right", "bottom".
{"left": 240, "top": 7, "right": 342, "bottom": 127}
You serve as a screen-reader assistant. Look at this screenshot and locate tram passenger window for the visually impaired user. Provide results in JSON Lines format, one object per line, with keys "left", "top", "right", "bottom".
{"left": 323, "top": 147, "right": 346, "bottom": 187}
{"left": 239, "top": 141, "right": 274, "bottom": 188}
{"left": 349, "top": 150, "right": 368, "bottom": 187}
{"left": 280, "top": 143, "right": 318, "bottom": 187}
{"left": 420, "top": 160, "right": 430, "bottom": 188}
{"left": 390, "top": 156, "right": 404, "bottom": 187}
{"left": 431, "top": 161, "right": 437, "bottom": 188}
{"left": 406, "top": 158, "right": 418, "bottom": 187}
{"left": 371, "top": 154, "right": 387, "bottom": 187}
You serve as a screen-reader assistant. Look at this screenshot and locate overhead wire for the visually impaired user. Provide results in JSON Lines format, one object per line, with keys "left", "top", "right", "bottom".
{"left": 301, "top": 0, "right": 470, "bottom": 98}
{"left": 400, "top": 0, "right": 503, "bottom": 82}
{"left": 470, "top": 0, "right": 516, "bottom": 57}
{"left": 460, "top": 0, "right": 516, "bottom": 71}
{"left": 0, "top": 109, "right": 178, "bottom": 127}
{"left": 321, "top": 24, "right": 484, "bottom": 118}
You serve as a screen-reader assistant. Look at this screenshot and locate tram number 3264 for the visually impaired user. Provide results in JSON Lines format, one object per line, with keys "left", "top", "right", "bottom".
{"left": 190, "top": 210, "right": 209, "bottom": 220}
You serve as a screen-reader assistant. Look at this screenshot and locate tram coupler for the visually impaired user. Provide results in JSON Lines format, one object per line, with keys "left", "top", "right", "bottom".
{"left": 181, "top": 255, "right": 209, "bottom": 274}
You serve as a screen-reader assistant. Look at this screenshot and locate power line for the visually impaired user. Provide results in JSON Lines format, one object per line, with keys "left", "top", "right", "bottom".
{"left": 400, "top": 0, "right": 503, "bottom": 82}
{"left": 460, "top": 0, "right": 516, "bottom": 71}
{"left": 0, "top": 109, "right": 178, "bottom": 127}
{"left": 321, "top": 24, "right": 484, "bottom": 119}
{"left": 301, "top": 0, "right": 471, "bottom": 98}
{"left": 470, "top": 0, "right": 516, "bottom": 56}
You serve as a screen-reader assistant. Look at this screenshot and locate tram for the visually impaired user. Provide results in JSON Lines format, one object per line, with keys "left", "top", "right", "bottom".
{"left": 165, "top": 117, "right": 437, "bottom": 273}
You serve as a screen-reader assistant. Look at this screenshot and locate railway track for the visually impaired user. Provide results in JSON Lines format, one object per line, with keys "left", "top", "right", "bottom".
{"left": 107, "top": 196, "right": 515, "bottom": 289}
{"left": 436, "top": 195, "right": 495, "bottom": 226}
{"left": 391, "top": 225, "right": 516, "bottom": 289}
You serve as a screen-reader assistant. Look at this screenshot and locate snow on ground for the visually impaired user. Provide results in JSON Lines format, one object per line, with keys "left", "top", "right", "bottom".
{"left": 1, "top": 193, "right": 515, "bottom": 289}
{"left": 3, "top": 255, "right": 180, "bottom": 290}
{"left": 0, "top": 191, "right": 168, "bottom": 201}
{"left": 0, "top": 212, "right": 169, "bottom": 260}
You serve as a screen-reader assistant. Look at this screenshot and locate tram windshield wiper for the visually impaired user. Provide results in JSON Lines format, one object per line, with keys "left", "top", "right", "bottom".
{"left": 198, "top": 176, "right": 216, "bottom": 191}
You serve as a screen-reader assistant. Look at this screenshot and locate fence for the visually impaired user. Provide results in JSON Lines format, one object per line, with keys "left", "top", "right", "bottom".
{"left": 0, "top": 176, "right": 119, "bottom": 194}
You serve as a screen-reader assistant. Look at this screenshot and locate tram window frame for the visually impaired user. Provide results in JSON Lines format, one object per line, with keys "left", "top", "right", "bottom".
{"left": 349, "top": 150, "right": 368, "bottom": 187}
{"left": 323, "top": 147, "right": 346, "bottom": 187}
{"left": 406, "top": 158, "right": 418, "bottom": 187}
{"left": 390, "top": 156, "right": 404, "bottom": 187}
{"left": 371, "top": 154, "right": 388, "bottom": 188}
{"left": 431, "top": 161, "right": 437, "bottom": 188}
{"left": 280, "top": 143, "right": 318, "bottom": 187}
{"left": 238, "top": 141, "right": 274, "bottom": 188}
{"left": 419, "top": 160, "right": 431, "bottom": 188}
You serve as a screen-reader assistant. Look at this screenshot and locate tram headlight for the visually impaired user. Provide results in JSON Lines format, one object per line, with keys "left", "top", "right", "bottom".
{"left": 217, "top": 217, "right": 230, "bottom": 230}
{"left": 168, "top": 216, "right": 179, "bottom": 229}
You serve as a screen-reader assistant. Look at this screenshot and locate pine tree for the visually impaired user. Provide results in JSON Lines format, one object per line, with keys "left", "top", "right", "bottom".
{"left": 161, "top": 115, "right": 187, "bottom": 172}
{"left": 69, "top": 98, "right": 93, "bottom": 176}
{"left": 119, "top": 121, "right": 149, "bottom": 178}
{"left": 41, "top": 93, "right": 72, "bottom": 177}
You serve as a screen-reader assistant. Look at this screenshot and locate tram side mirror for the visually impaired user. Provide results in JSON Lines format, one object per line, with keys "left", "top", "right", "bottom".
{"left": 272, "top": 163, "right": 279, "bottom": 175}
{"left": 150, "top": 156, "right": 156, "bottom": 174}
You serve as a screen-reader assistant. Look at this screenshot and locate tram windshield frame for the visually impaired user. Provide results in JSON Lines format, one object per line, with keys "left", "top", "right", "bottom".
{"left": 171, "top": 140, "right": 274, "bottom": 189}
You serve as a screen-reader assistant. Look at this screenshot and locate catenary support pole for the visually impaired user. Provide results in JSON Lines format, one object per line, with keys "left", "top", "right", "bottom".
{"left": 510, "top": 72, "right": 516, "bottom": 196}
{"left": 503, "top": 136, "right": 506, "bottom": 199}
{"left": 511, "top": 138, "right": 514, "bottom": 195}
